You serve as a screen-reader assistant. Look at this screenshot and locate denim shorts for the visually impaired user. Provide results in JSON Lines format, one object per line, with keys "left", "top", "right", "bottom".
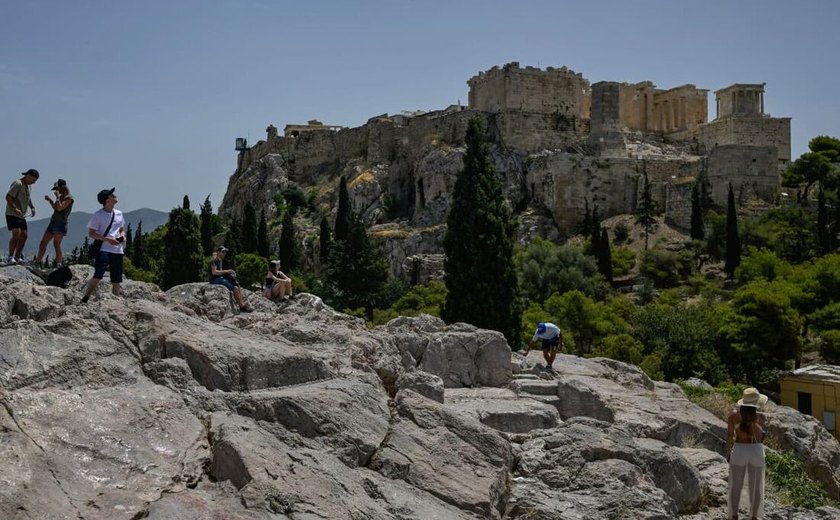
{"left": 210, "top": 277, "right": 236, "bottom": 291}
{"left": 93, "top": 251, "right": 124, "bottom": 283}
{"left": 45, "top": 220, "right": 68, "bottom": 235}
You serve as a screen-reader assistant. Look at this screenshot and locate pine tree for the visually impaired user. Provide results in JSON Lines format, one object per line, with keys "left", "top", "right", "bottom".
{"left": 133, "top": 222, "right": 147, "bottom": 269}
{"left": 635, "top": 168, "right": 656, "bottom": 250}
{"left": 257, "top": 210, "right": 269, "bottom": 258}
{"left": 319, "top": 215, "right": 331, "bottom": 270}
{"left": 325, "top": 212, "right": 388, "bottom": 315}
{"left": 200, "top": 196, "right": 214, "bottom": 256}
{"left": 241, "top": 202, "right": 258, "bottom": 253}
{"left": 690, "top": 182, "right": 704, "bottom": 240}
{"left": 278, "top": 209, "right": 298, "bottom": 271}
{"left": 817, "top": 186, "right": 830, "bottom": 254}
{"left": 442, "top": 117, "right": 521, "bottom": 346}
{"left": 724, "top": 183, "right": 741, "bottom": 278}
{"left": 161, "top": 207, "right": 203, "bottom": 289}
{"left": 334, "top": 176, "right": 351, "bottom": 242}
{"left": 598, "top": 228, "right": 613, "bottom": 282}
{"left": 183, "top": 195, "right": 190, "bottom": 210}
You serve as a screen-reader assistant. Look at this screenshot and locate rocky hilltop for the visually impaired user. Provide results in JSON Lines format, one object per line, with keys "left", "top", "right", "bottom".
{"left": 1, "top": 266, "right": 838, "bottom": 519}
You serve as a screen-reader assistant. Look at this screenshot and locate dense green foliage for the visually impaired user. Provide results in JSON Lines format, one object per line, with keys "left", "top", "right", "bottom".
{"left": 234, "top": 253, "right": 267, "bottom": 290}
{"left": 442, "top": 118, "right": 521, "bottom": 345}
{"left": 161, "top": 207, "right": 203, "bottom": 289}
{"left": 766, "top": 451, "right": 835, "bottom": 509}
{"left": 516, "top": 237, "right": 607, "bottom": 303}
{"left": 324, "top": 212, "right": 388, "bottom": 315}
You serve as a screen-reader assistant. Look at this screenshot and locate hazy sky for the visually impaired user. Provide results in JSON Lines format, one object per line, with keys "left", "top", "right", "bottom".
{"left": 2, "top": 0, "right": 839, "bottom": 214}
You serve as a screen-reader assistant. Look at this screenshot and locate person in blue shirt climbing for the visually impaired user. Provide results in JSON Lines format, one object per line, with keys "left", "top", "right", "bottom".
{"left": 523, "top": 322, "right": 564, "bottom": 371}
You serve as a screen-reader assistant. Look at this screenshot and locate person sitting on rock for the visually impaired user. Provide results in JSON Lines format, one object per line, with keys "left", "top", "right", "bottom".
{"left": 263, "top": 259, "right": 292, "bottom": 301}
{"left": 208, "top": 246, "right": 253, "bottom": 312}
{"left": 523, "top": 322, "right": 564, "bottom": 371}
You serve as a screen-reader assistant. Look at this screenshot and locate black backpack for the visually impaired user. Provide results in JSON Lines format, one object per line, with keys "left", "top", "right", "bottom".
{"left": 45, "top": 266, "right": 73, "bottom": 288}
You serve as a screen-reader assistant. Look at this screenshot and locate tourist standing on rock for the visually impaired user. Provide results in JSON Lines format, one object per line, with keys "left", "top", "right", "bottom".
{"left": 264, "top": 259, "right": 292, "bottom": 301}
{"left": 726, "top": 387, "right": 768, "bottom": 520}
{"left": 4, "top": 168, "right": 39, "bottom": 264}
{"left": 523, "top": 322, "right": 564, "bottom": 372}
{"left": 208, "top": 246, "right": 253, "bottom": 312}
{"left": 81, "top": 188, "right": 125, "bottom": 303}
{"left": 35, "top": 179, "right": 74, "bottom": 267}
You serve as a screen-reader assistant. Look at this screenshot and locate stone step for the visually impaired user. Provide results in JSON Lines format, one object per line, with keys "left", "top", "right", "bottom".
{"left": 525, "top": 394, "right": 563, "bottom": 412}
{"left": 512, "top": 374, "right": 540, "bottom": 380}
{"left": 510, "top": 379, "right": 559, "bottom": 396}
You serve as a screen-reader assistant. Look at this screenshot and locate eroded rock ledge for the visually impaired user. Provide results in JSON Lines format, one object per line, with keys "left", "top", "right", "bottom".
{"left": 1, "top": 265, "right": 838, "bottom": 519}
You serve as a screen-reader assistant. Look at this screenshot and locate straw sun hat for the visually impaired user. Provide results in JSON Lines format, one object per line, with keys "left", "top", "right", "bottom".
{"left": 737, "top": 387, "right": 768, "bottom": 409}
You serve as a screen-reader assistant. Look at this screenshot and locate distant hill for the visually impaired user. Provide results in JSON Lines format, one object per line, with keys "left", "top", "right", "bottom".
{"left": 0, "top": 208, "right": 169, "bottom": 258}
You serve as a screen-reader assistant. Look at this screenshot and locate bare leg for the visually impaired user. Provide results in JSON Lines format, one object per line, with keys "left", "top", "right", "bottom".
{"left": 36, "top": 232, "right": 53, "bottom": 263}
{"left": 111, "top": 283, "right": 122, "bottom": 296}
{"left": 13, "top": 230, "right": 28, "bottom": 258}
{"left": 233, "top": 287, "right": 245, "bottom": 307}
{"left": 83, "top": 278, "right": 102, "bottom": 301}
{"left": 52, "top": 235, "right": 64, "bottom": 265}
{"left": 271, "top": 283, "right": 286, "bottom": 300}
{"left": 284, "top": 280, "right": 293, "bottom": 296}
{"left": 8, "top": 229, "right": 22, "bottom": 259}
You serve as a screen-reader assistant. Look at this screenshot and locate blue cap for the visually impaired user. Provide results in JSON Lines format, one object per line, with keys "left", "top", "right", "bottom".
{"left": 537, "top": 323, "right": 546, "bottom": 334}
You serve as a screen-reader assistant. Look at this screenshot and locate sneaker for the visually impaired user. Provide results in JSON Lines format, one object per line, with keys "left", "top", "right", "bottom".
{"left": 81, "top": 295, "right": 89, "bottom": 304}
{"left": 6, "top": 256, "right": 16, "bottom": 265}
{"left": 15, "top": 257, "right": 27, "bottom": 265}
{"left": 239, "top": 305, "right": 254, "bottom": 313}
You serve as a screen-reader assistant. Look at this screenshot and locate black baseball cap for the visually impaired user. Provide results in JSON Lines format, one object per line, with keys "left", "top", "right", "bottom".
{"left": 215, "top": 246, "right": 229, "bottom": 252}
{"left": 97, "top": 187, "right": 116, "bottom": 205}
{"left": 22, "top": 169, "right": 39, "bottom": 179}
{"left": 53, "top": 179, "right": 67, "bottom": 189}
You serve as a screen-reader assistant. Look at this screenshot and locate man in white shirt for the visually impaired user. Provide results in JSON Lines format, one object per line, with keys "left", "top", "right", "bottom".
{"left": 523, "top": 322, "right": 564, "bottom": 372}
{"left": 81, "top": 188, "right": 125, "bottom": 303}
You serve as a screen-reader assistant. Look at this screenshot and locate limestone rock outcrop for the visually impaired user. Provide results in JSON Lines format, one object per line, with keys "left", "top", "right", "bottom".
{"left": 1, "top": 265, "right": 838, "bottom": 519}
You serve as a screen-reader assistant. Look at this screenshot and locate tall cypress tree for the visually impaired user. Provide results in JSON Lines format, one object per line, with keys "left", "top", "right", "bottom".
{"left": 598, "top": 227, "right": 613, "bottom": 282}
{"left": 133, "top": 222, "right": 147, "bottom": 269}
{"left": 278, "top": 209, "right": 298, "bottom": 271}
{"left": 724, "top": 183, "right": 741, "bottom": 278}
{"left": 442, "top": 117, "right": 521, "bottom": 346}
{"left": 817, "top": 186, "right": 830, "bottom": 254}
{"left": 124, "top": 223, "right": 134, "bottom": 260}
{"left": 257, "top": 210, "right": 269, "bottom": 258}
{"left": 325, "top": 212, "right": 388, "bottom": 316}
{"left": 225, "top": 217, "right": 242, "bottom": 267}
{"left": 241, "top": 202, "right": 258, "bottom": 253}
{"left": 162, "top": 207, "right": 203, "bottom": 289}
{"left": 319, "top": 215, "right": 331, "bottom": 270}
{"left": 200, "top": 196, "right": 214, "bottom": 256}
{"left": 690, "top": 182, "right": 704, "bottom": 240}
{"left": 635, "top": 169, "right": 656, "bottom": 250}
{"left": 335, "top": 176, "right": 351, "bottom": 242}
{"left": 183, "top": 195, "right": 190, "bottom": 210}
{"left": 589, "top": 206, "right": 600, "bottom": 256}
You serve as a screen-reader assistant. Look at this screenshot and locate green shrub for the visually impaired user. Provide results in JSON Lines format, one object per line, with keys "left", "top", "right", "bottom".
{"left": 234, "top": 253, "right": 267, "bottom": 291}
{"left": 613, "top": 222, "right": 630, "bottom": 244}
{"left": 283, "top": 185, "right": 308, "bottom": 214}
{"left": 123, "top": 257, "right": 157, "bottom": 284}
{"left": 611, "top": 247, "right": 635, "bottom": 277}
{"left": 590, "top": 333, "right": 644, "bottom": 365}
{"left": 767, "top": 451, "right": 834, "bottom": 508}
{"left": 639, "top": 248, "right": 694, "bottom": 288}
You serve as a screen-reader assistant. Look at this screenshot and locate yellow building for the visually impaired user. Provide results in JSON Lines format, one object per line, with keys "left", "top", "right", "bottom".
{"left": 780, "top": 364, "right": 839, "bottom": 439}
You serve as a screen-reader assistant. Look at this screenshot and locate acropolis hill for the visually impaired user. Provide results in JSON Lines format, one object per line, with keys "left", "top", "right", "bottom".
{"left": 220, "top": 62, "right": 792, "bottom": 280}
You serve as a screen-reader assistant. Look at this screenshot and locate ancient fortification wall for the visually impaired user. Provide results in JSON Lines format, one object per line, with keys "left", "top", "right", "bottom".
{"left": 467, "top": 62, "right": 590, "bottom": 120}
{"left": 699, "top": 117, "right": 791, "bottom": 165}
